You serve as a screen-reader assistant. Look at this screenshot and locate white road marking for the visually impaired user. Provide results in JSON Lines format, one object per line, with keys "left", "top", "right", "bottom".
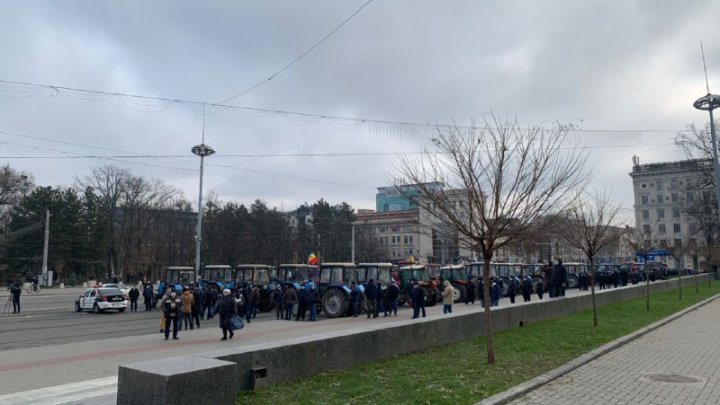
{"left": 0, "top": 376, "right": 117, "bottom": 404}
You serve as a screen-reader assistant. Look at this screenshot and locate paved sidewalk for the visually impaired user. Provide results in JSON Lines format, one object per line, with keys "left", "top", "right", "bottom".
{"left": 508, "top": 297, "right": 720, "bottom": 405}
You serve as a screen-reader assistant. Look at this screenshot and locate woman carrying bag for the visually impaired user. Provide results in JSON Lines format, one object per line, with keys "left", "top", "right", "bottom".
{"left": 218, "top": 289, "right": 238, "bottom": 340}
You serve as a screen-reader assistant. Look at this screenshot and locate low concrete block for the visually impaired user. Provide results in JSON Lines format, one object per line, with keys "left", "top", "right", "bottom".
{"left": 117, "top": 355, "right": 238, "bottom": 405}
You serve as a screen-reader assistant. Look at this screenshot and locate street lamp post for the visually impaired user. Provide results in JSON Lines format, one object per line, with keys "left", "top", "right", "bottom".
{"left": 693, "top": 93, "right": 720, "bottom": 224}
{"left": 191, "top": 143, "right": 215, "bottom": 281}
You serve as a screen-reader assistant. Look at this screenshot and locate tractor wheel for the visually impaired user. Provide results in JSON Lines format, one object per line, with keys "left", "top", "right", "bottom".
{"left": 453, "top": 285, "right": 467, "bottom": 303}
{"left": 322, "top": 289, "right": 348, "bottom": 318}
{"left": 567, "top": 275, "right": 579, "bottom": 289}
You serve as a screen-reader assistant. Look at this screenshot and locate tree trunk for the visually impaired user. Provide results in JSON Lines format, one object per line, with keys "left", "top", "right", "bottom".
{"left": 482, "top": 258, "right": 495, "bottom": 364}
{"left": 589, "top": 257, "right": 597, "bottom": 327}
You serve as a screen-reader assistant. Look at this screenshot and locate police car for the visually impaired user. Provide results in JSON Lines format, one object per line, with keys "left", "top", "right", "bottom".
{"left": 75, "top": 287, "right": 128, "bottom": 313}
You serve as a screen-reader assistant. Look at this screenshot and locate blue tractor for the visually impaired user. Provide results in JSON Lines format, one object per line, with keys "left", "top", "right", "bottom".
{"left": 201, "top": 264, "right": 234, "bottom": 292}
{"left": 156, "top": 266, "right": 196, "bottom": 302}
{"left": 319, "top": 262, "right": 359, "bottom": 318}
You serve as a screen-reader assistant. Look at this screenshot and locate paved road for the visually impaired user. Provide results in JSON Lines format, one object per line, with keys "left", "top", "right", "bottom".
{"left": 509, "top": 297, "right": 720, "bottom": 405}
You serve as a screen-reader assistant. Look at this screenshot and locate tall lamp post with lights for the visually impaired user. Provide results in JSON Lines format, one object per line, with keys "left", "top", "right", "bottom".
{"left": 191, "top": 143, "right": 215, "bottom": 281}
{"left": 693, "top": 93, "right": 720, "bottom": 223}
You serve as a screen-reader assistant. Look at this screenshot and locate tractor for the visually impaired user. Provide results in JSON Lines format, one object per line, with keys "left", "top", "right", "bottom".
{"left": 318, "top": 262, "right": 359, "bottom": 318}
{"left": 234, "top": 264, "right": 278, "bottom": 312}
{"left": 276, "top": 264, "right": 320, "bottom": 315}
{"left": 200, "top": 264, "right": 234, "bottom": 292}
{"left": 439, "top": 264, "right": 470, "bottom": 302}
{"left": 356, "top": 262, "right": 396, "bottom": 312}
{"left": 397, "top": 264, "right": 441, "bottom": 307}
{"left": 156, "top": 266, "right": 196, "bottom": 302}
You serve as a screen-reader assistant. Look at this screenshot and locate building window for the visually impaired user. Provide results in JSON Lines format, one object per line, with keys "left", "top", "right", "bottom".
{"left": 379, "top": 227, "right": 387, "bottom": 233}
{"left": 656, "top": 180, "right": 664, "bottom": 191}
{"left": 656, "top": 193, "right": 664, "bottom": 203}
{"left": 641, "top": 195, "right": 649, "bottom": 205}
{"left": 641, "top": 183, "right": 647, "bottom": 189}
{"left": 642, "top": 210, "right": 650, "bottom": 220}
{"left": 689, "top": 223, "right": 698, "bottom": 234}
{"left": 674, "top": 239, "right": 682, "bottom": 247}
{"left": 657, "top": 209, "right": 664, "bottom": 219}
{"left": 670, "top": 179, "right": 677, "bottom": 190}
{"left": 672, "top": 207, "right": 680, "bottom": 218}
{"left": 673, "top": 223, "right": 681, "bottom": 233}
{"left": 702, "top": 190, "right": 711, "bottom": 201}
{"left": 671, "top": 193, "right": 678, "bottom": 202}
{"left": 686, "top": 177, "right": 693, "bottom": 188}
{"left": 658, "top": 223, "right": 666, "bottom": 234}
{"left": 391, "top": 226, "right": 399, "bottom": 233}
{"left": 659, "top": 240, "right": 667, "bottom": 248}
{"left": 404, "top": 235, "right": 413, "bottom": 244}
{"left": 643, "top": 225, "right": 651, "bottom": 234}
{"left": 686, "top": 192, "right": 694, "bottom": 202}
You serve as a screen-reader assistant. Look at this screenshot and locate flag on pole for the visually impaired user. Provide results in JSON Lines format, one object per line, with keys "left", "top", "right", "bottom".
{"left": 307, "top": 252, "right": 319, "bottom": 265}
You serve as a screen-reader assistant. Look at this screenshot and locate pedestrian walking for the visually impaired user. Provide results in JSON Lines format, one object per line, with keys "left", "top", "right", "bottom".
{"left": 365, "top": 279, "right": 378, "bottom": 318}
{"left": 411, "top": 282, "right": 426, "bottom": 318}
{"left": 535, "top": 277, "right": 544, "bottom": 300}
{"left": 541, "top": 261, "right": 553, "bottom": 297}
{"left": 246, "top": 284, "right": 259, "bottom": 322}
{"left": 161, "top": 290, "right": 181, "bottom": 340}
{"left": 218, "top": 289, "right": 237, "bottom": 341}
{"left": 180, "top": 287, "right": 194, "bottom": 330}
{"left": 386, "top": 281, "right": 399, "bottom": 316}
{"left": 191, "top": 285, "right": 201, "bottom": 328}
{"left": 128, "top": 286, "right": 140, "bottom": 312}
{"left": 7, "top": 282, "right": 21, "bottom": 313}
{"left": 307, "top": 284, "right": 320, "bottom": 321}
{"left": 274, "top": 285, "right": 284, "bottom": 320}
{"left": 204, "top": 287, "right": 217, "bottom": 320}
{"left": 376, "top": 282, "right": 387, "bottom": 317}
{"left": 478, "top": 279, "right": 485, "bottom": 307}
{"left": 194, "top": 285, "right": 205, "bottom": 320}
{"left": 442, "top": 281, "right": 454, "bottom": 314}
{"left": 142, "top": 284, "right": 153, "bottom": 311}
{"left": 521, "top": 275, "right": 533, "bottom": 302}
{"left": 283, "top": 286, "right": 297, "bottom": 321}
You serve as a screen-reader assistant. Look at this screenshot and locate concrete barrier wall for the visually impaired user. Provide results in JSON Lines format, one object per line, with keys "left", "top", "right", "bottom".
{"left": 117, "top": 274, "right": 710, "bottom": 404}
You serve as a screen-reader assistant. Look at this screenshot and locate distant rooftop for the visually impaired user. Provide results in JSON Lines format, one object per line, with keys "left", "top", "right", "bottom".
{"left": 630, "top": 158, "right": 712, "bottom": 174}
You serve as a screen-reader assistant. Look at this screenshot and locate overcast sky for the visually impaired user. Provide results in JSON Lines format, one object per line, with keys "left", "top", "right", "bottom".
{"left": 0, "top": 0, "right": 718, "bottom": 218}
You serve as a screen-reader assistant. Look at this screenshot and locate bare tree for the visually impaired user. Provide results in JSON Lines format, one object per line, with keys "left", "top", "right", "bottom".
{"left": 628, "top": 221, "right": 663, "bottom": 311}
{"left": 395, "top": 115, "right": 589, "bottom": 364}
{"left": 561, "top": 190, "right": 625, "bottom": 327}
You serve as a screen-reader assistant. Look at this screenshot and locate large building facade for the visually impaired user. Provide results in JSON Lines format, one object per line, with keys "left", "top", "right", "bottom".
{"left": 629, "top": 157, "right": 715, "bottom": 269}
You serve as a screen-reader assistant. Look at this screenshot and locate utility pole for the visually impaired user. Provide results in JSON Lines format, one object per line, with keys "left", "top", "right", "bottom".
{"left": 42, "top": 209, "right": 50, "bottom": 286}
{"left": 351, "top": 224, "right": 355, "bottom": 263}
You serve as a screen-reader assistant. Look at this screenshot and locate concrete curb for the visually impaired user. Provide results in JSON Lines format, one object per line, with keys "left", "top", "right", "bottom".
{"left": 476, "top": 292, "right": 720, "bottom": 405}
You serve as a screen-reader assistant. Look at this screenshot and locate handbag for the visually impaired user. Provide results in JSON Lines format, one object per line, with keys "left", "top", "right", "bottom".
{"left": 229, "top": 315, "right": 244, "bottom": 331}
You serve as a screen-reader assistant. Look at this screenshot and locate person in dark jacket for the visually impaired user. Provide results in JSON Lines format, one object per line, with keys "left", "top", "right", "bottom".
{"left": 385, "top": 281, "right": 400, "bottom": 316}
{"left": 8, "top": 282, "right": 21, "bottom": 313}
{"left": 204, "top": 287, "right": 218, "bottom": 320}
{"left": 507, "top": 275, "right": 519, "bottom": 304}
{"left": 194, "top": 285, "right": 205, "bottom": 320}
{"left": 142, "top": 284, "right": 153, "bottom": 311}
{"left": 128, "top": 286, "right": 140, "bottom": 312}
{"left": 535, "top": 277, "right": 544, "bottom": 300}
{"left": 349, "top": 281, "right": 360, "bottom": 317}
{"left": 190, "top": 285, "right": 201, "bottom": 328}
{"left": 490, "top": 279, "right": 501, "bottom": 307}
{"left": 161, "top": 291, "right": 182, "bottom": 340}
{"left": 364, "top": 279, "right": 378, "bottom": 318}
{"left": 466, "top": 277, "right": 476, "bottom": 305}
{"left": 284, "top": 286, "right": 298, "bottom": 320}
{"left": 376, "top": 282, "right": 387, "bottom": 317}
{"left": 307, "top": 284, "right": 320, "bottom": 321}
{"left": 218, "top": 289, "right": 238, "bottom": 340}
{"left": 520, "top": 275, "right": 533, "bottom": 302}
{"left": 274, "top": 285, "right": 284, "bottom": 320}
{"left": 295, "top": 284, "right": 307, "bottom": 321}
{"left": 411, "top": 282, "right": 426, "bottom": 318}
{"left": 247, "top": 284, "right": 259, "bottom": 322}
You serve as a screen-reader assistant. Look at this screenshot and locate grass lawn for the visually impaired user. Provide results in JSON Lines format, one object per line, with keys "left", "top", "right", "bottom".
{"left": 238, "top": 280, "right": 718, "bottom": 405}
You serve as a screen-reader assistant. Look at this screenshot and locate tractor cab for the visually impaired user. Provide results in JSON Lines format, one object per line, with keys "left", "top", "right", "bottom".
{"left": 201, "top": 265, "right": 234, "bottom": 292}
{"left": 157, "top": 266, "right": 195, "bottom": 300}
{"left": 356, "top": 263, "right": 395, "bottom": 289}
{"left": 234, "top": 264, "right": 277, "bottom": 312}
{"left": 277, "top": 264, "right": 320, "bottom": 290}
{"left": 439, "top": 264, "right": 469, "bottom": 302}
